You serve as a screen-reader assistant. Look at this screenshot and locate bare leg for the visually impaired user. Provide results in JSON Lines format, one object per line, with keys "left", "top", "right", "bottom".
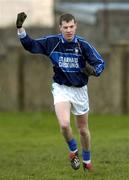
{"left": 75, "top": 113, "right": 91, "bottom": 151}
{"left": 54, "top": 101, "right": 73, "bottom": 142}
{"left": 55, "top": 101, "right": 80, "bottom": 170}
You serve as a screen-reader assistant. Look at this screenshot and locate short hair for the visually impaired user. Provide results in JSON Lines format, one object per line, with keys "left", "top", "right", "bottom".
{"left": 59, "top": 13, "right": 76, "bottom": 25}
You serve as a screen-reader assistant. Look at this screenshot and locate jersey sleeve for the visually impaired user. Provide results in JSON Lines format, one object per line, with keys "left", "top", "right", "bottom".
{"left": 19, "top": 32, "right": 49, "bottom": 56}
{"left": 82, "top": 41, "right": 105, "bottom": 76}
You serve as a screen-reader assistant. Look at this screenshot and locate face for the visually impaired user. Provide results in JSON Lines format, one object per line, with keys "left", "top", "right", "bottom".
{"left": 59, "top": 19, "right": 77, "bottom": 41}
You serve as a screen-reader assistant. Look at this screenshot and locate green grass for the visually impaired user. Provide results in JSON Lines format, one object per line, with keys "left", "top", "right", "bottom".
{"left": 0, "top": 112, "right": 129, "bottom": 180}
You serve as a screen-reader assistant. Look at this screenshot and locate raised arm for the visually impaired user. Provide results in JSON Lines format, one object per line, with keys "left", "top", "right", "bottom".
{"left": 16, "top": 12, "right": 48, "bottom": 55}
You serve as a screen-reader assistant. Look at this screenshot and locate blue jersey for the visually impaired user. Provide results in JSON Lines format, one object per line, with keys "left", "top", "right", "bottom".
{"left": 19, "top": 32, "right": 105, "bottom": 87}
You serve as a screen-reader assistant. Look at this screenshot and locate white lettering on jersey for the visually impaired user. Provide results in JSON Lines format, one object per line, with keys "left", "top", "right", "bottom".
{"left": 59, "top": 56, "right": 79, "bottom": 69}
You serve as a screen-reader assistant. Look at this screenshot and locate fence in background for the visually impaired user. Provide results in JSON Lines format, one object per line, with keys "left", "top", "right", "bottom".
{"left": 0, "top": 41, "right": 129, "bottom": 114}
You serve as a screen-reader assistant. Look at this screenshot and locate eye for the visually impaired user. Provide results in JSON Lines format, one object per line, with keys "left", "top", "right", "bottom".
{"left": 64, "top": 26, "right": 68, "bottom": 29}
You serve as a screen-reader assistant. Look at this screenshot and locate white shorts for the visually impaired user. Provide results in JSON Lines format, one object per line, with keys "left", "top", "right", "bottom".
{"left": 51, "top": 82, "right": 89, "bottom": 115}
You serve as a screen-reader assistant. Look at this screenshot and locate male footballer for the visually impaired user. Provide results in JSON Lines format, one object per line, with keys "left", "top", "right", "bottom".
{"left": 16, "top": 12, "right": 105, "bottom": 171}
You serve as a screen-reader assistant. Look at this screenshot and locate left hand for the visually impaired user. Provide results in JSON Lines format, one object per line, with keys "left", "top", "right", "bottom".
{"left": 82, "top": 62, "right": 96, "bottom": 76}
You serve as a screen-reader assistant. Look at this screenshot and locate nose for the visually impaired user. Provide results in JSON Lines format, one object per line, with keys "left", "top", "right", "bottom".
{"left": 67, "top": 27, "right": 71, "bottom": 32}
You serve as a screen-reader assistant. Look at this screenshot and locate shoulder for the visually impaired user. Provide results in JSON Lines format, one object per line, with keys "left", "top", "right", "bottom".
{"left": 36, "top": 34, "right": 60, "bottom": 43}
{"left": 76, "top": 35, "right": 92, "bottom": 49}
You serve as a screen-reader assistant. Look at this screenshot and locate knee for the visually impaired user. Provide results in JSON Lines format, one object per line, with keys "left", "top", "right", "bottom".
{"left": 60, "top": 123, "right": 70, "bottom": 135}
{"left": 60, "top": 121, "right": 70, "bottom": 131}
{"left": 79, "top": 127, "right": 90, "bottom": 137}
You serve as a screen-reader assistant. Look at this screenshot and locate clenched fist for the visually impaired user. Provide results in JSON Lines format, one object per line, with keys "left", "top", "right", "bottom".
{"left": 16, "top": 12, "right": 27, "bottom": 28}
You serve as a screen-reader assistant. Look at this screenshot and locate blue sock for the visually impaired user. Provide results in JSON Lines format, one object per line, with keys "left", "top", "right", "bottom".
{"left": 67, "top": 139, "right": 77, "bottom": 152}
{"left": 82, "top": 150, "right": 91, "bottom": 163}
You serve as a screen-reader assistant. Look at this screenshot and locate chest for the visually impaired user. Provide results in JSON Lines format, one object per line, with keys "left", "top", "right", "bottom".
{"left": 50, "top": 43, "right": 83, "bottom": 63}
{"left": 50, "top": 42, "right": 86, "bottom": 71}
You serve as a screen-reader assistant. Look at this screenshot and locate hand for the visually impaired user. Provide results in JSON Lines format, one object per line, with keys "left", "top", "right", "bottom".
{"left": 82, "top": 62, "right": 96, "bottom": 76}
{"left": 16, "top": 12, "right": 27, "bottom": 28}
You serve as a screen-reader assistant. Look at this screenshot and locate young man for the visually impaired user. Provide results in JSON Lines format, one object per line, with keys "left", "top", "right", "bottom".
{"left": 16, "top": 12, "right": 105, "bottom": 171}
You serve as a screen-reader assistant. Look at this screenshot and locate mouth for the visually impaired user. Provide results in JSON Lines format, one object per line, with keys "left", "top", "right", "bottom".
{"left": 66, "top": 33, "right": 72, "bottom": 36}
{"left": 66, "top": 34, "right": 73, "bottom": 39}
{"left": 63, "top": 33, "right": 74, "bottom": 41}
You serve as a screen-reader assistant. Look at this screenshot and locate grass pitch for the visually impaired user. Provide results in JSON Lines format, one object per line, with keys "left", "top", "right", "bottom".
{"left": 0, "top": 112, "right": 129, "bottom": 180}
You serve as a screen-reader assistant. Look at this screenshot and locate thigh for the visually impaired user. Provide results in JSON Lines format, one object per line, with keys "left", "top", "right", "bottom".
{"left": 75, "top": 113, "right": 89, "bottom": 129}
{"left": 71, "top": 86, "right": 89, "bottom": 115}
{"left": 51, "top": 82, "right": 69, "bottom": 105}
{"left": 54, "top": 101, "right": 71, "bottom": 127}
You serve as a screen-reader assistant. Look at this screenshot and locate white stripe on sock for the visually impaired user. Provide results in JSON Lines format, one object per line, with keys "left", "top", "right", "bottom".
{"left": 70, "top": 149, "right": 78, "bottom": 153}
{"left": 83, "top": 160, "right": 91, "bottom": 164}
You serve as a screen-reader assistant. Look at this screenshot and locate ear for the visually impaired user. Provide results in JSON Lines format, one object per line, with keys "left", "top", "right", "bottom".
{"left": 59, "top": 25, "right": 62, "bottom": 32}
{"left": 75, "top": 22, "right": 77, "bottom": 29}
